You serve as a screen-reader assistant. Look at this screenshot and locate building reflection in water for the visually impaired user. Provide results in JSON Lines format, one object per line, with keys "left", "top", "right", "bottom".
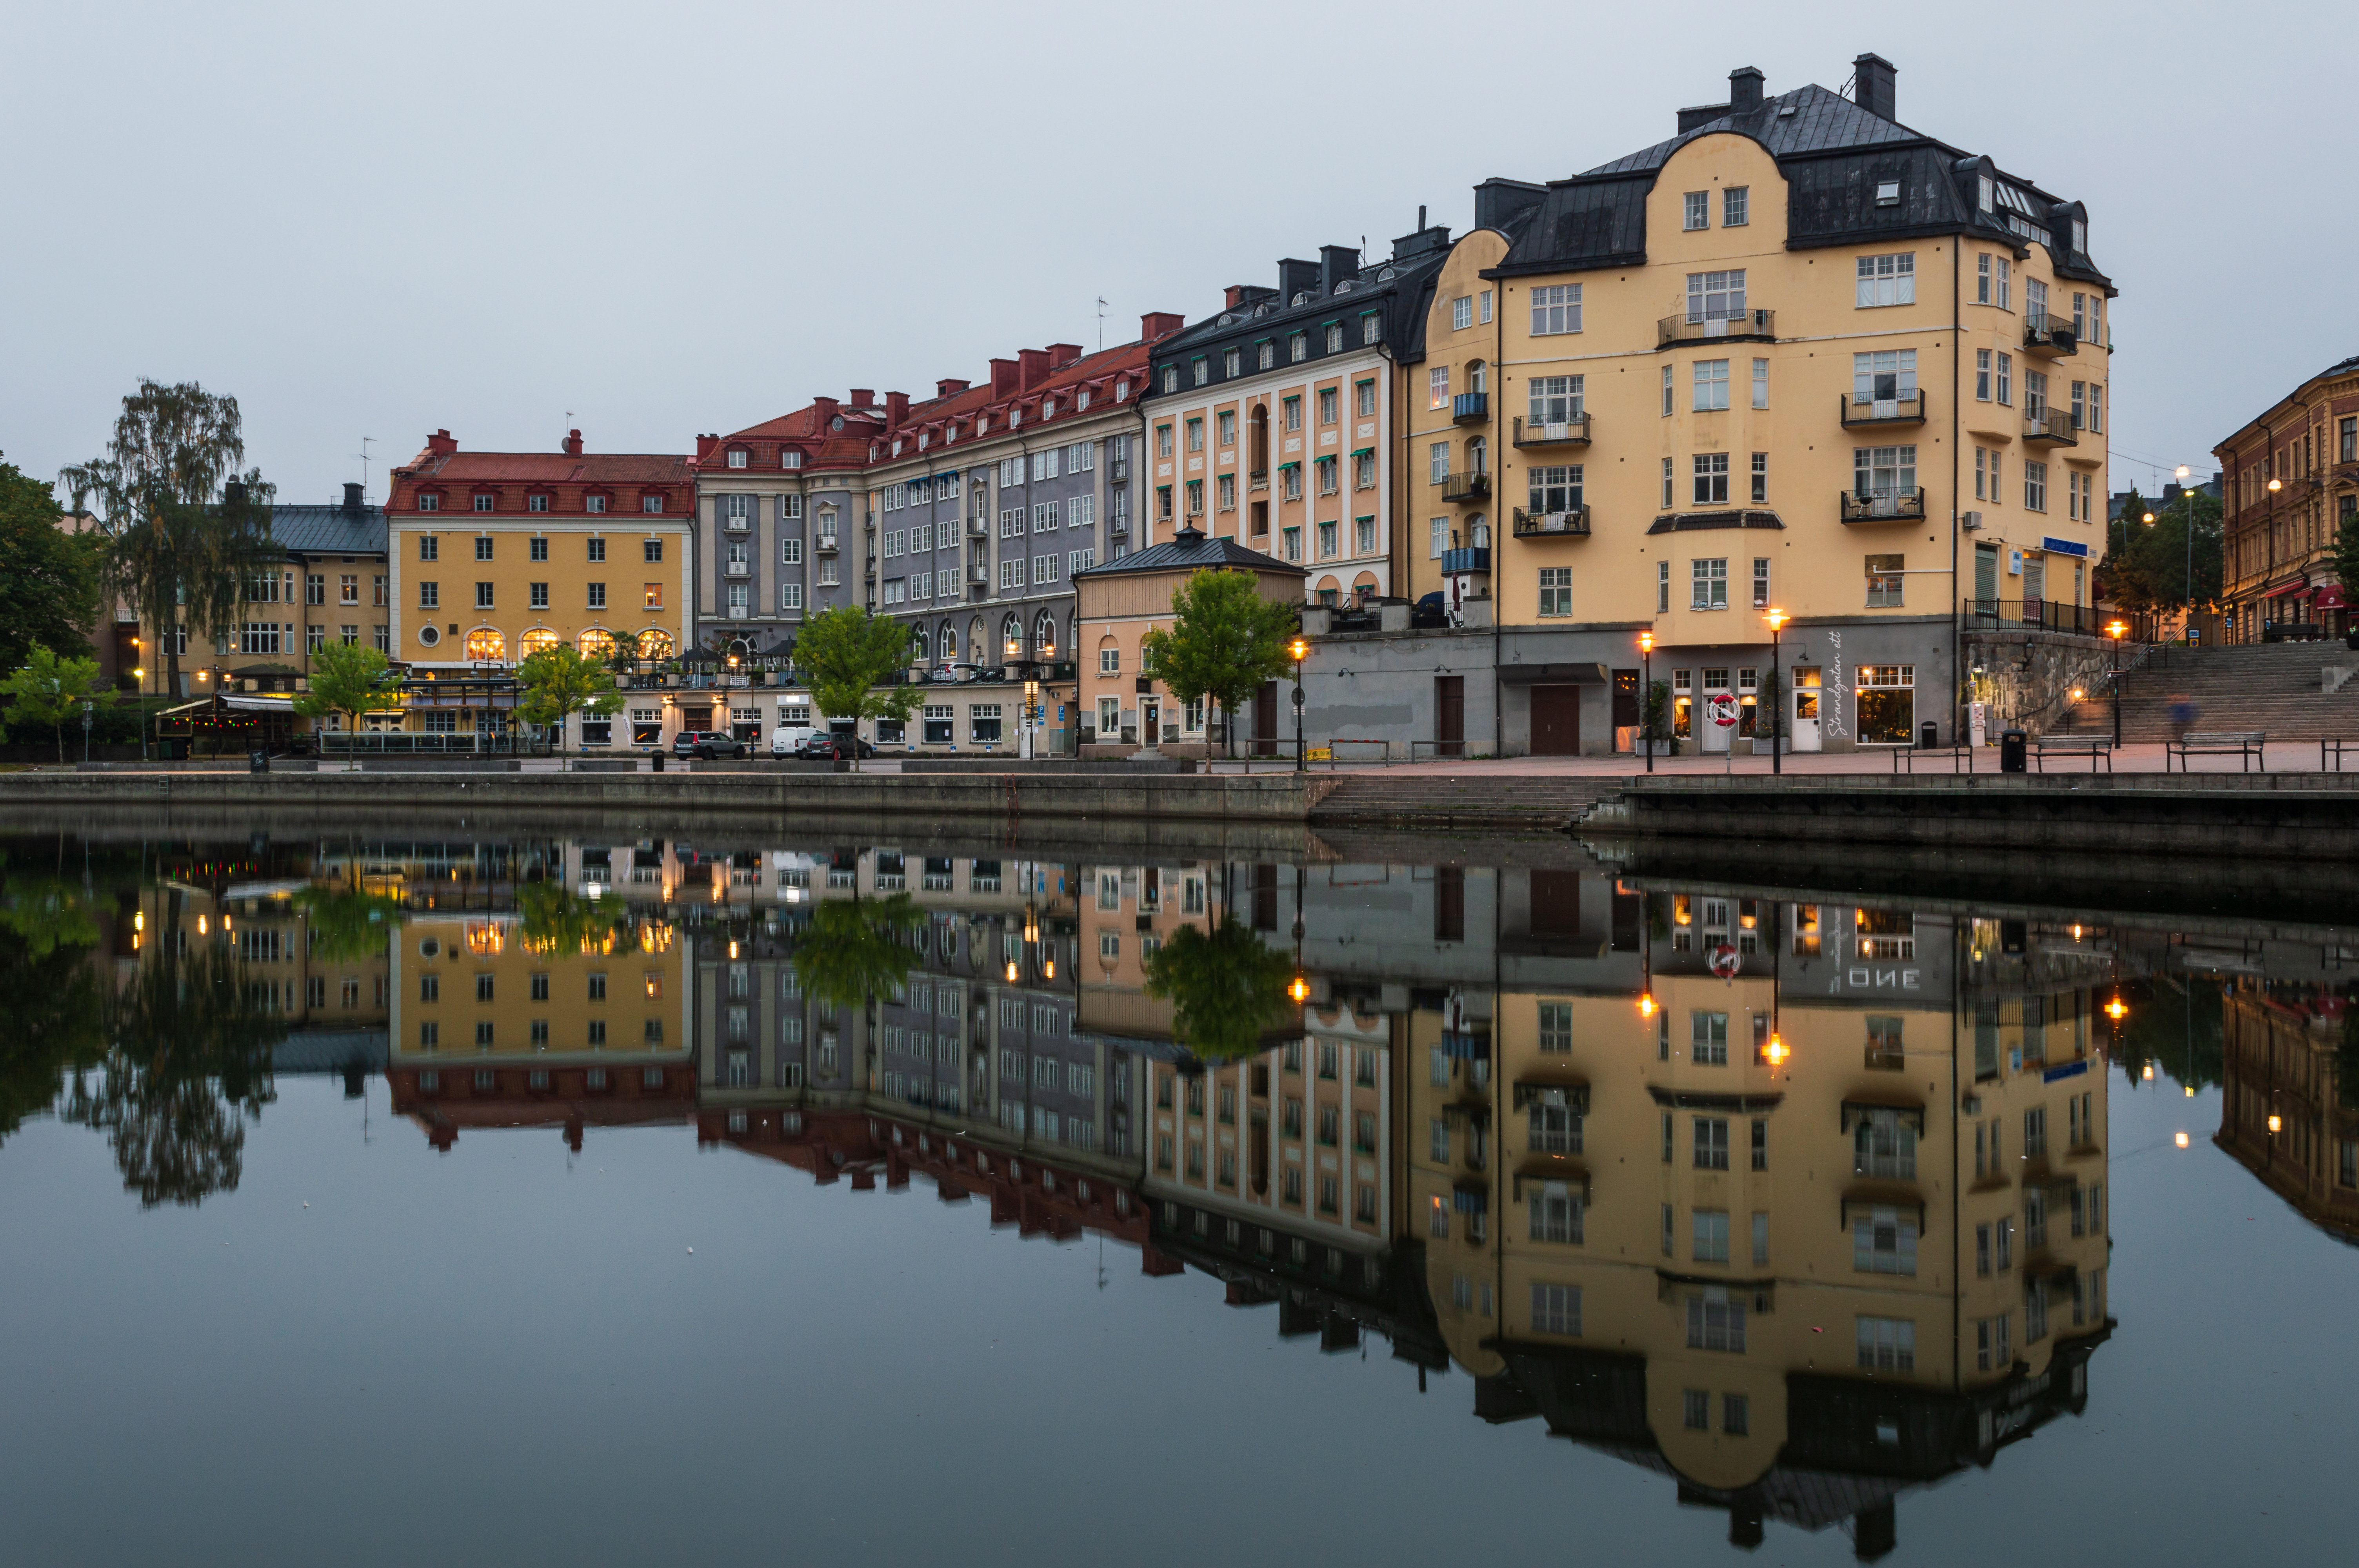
{"left": 2212, "top": 940, "right": 2359, "bottom": 1244}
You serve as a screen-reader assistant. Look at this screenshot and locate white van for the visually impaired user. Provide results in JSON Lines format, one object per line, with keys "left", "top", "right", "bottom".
{"left": 769, "top": 724, "right": 821, "bottom": 757}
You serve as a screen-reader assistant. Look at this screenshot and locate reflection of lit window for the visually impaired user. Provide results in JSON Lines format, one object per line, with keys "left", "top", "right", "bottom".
{"left": 643, "top": 972, "right": 662, "bottom": 1000}
{"left": 465, "top": 921, "right": 503, "bottom": 955}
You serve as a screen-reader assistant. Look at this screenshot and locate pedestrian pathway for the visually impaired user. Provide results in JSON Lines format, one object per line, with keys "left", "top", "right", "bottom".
{"left": 1201, "top": 742, "right": 2357, "bottom": 778}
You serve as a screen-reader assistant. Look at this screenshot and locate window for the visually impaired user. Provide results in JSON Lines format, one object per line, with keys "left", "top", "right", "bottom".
{"left": 642, "top": 495, "right": 664, "bottom": 514}
{"left": 1530, "top": 284, "right": 1581, "bottom": 336}
{"left": 1661, "top": 364, "right": 1674, "bottom": 418}
{"left": 1692, "top": 454, "right": 1730, "bottom": 506}
{"left": 474, "top": 581, "right": 494, "bottom": 609}
{"left": 1854, "top": 445, "right": 1916, "bottom": 506}
{"left": 1657, "top": 559, "right": 1671, "bottom": 612}
{"left": 1723, "top": 186, "right": 1748, "bottom": 227}
{"left": 1683, "top": 1389, "right": 1710, "bottom": 1431}
{"left": 1427, "top": 366, "right": 1449, "bottom": 410}
{"left": 1529, "top": 464, "right": 1583, "bottom": 515}
{"left": 1692, "top": 359, "right": 1730, "bottom": 411}
{"left": 1428, "top": 442, "right": 1450, "bottom": 483}
{"left": 1997, "top": 351, "right": 2013, "bottom": 406}
{"left": 643, "top": 538, "right": 663, "bottom": 562}
{"left": 1289, "top": 332, "right": 1307, "bottom": 363}
{"left": 1866, "top": 553, "right": 1906, "bottom": 608}
{"left": 530, "top": 581, "right": 549, "bottom": 610}
{"left": 1537, "top": 567, "right": 1572, "bottom": 618}
{"left": 1853, "top": 1206, "right": 1918, "bottom": 1274}
{"left": 1362, "top": 314, "right": 1381, "bottom": 345}
{"left": 1976, "top": 349, "right": 1992, "bottom": 401}
{"left": 1751, "top": 358, "right": 1768, "bottom": 409}
{"left": 2025, "top": 460, "right": 2048, "bottom": 513}
{"left": 418, "top": 581, "right": 439, "bottom": 610}
{"left": 472, "top": 494, "right": 494, "bottom": 513}
{"left": 1452, "top": 294, "right": 1473, "bottom": 330}
{"left": 1531, "top": 1283, "right": 1580, "bottom": 1336}
{"left": 1324, "top": 323, "right": 1343, "bottom": 354}
{"left": 1284, "top": 397, "right": 1303, "bottom": 432}
{"left": 1528, "top": 374, "right": 1583, "bottom": 425}
{"left": 1690, "top": 556, "right": 1729, "bottom": 609}
{"left": 588, "top": 537, "right": 606, "bottom": 561}
{"left": 1691, "top": 1011, "right": 1728, "bottom": 1063}
{"left": 1683, "top": 191, "right": 1709, "bottom": 230}
{"left": 1749, "top": 453, "right": 1768, "bottom": 504}
{"left": 1693, "top": 1116, "right": 1730, "bottom": 1169}
{"left": 1693, "top": 1209, "right": 1730, "bottom": 1263}
{"left": 1686, "top": 1291, "right": 1745, "bottom": 1353}
{"left": 1856, "top": 253, "right": 1916, "bottom": 307}
{"left": 1858, "top": 1317, "right": 1916, "bottom": 1373}
{"left": 1685, "top": 269, "right": 1745, "bottom": 323}
{"left": 416, "top": 494, "right": 440, "bottom": 513}
{"left": 1853, "top": 349, "right": 1917, "bottom": 404}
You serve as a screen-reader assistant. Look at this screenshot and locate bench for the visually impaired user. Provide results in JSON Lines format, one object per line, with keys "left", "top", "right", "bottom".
{"left": 1890, "top": 744, "right": 1977, "bottom": 774}
{"left": 2032, "top": 735, "right": 2112, "bottom": 773}
{"left": 2323, "top": 738, "right": 2359, "bottom": 773}
{"left": 2167, "top": 731, "right": 2266, "bottom": 773}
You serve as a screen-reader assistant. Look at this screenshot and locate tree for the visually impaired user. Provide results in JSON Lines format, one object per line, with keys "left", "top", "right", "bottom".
{"left": 2104, "top": 489, "right": 2223, "bottom": 626}
{"left": 1142, "top": 916, "right": 1302, "bottom": 1063}
{"left": 2331, "top": 505, "right": 2359, "bottom": 629}
{"left": 58, "top": 380, "right": 277, "bottom": 703}
{"left": 293, "top": 641, "right": 403, "bottom": 766}
{"left": 0, "top": 873, "right": 105, "bottom": 1148}
{"left": 798, "top": 606, "right": 922, "bottom": 770}
{"left": 515, "top": 644, "right": 621, "bottom": 767}
{"left": 290, "top": 883, "right": 406, "bottom": 964}
{"left": 3, "top": 644, "right": 109, "bottom": 763}
{"left": 1140, "top": 568, "right": 1299, "bottom": 760}
{"left": 0, "top": 457, "right": 102, "bottom": 673}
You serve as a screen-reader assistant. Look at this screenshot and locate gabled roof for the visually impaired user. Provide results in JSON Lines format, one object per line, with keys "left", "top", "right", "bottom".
{"left": 267, "top": 502, "right": 385, "bottom": 555}
{"left": 1071, "top": 527, "right": 1305, "bottom": 580}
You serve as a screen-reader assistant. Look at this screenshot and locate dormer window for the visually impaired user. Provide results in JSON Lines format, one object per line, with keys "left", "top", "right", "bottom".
{"left": 1043, "top": 400, "right": 1056, "bottom": 419}
{"left": 978, "top": 415, "right": 990, "bottom": 433}
{"left": 418, "top": 493, "right": 441, "bottom": 512}
{"left": 2071, "top": 218, "right": 2087, "bottom": 253}
{"left": 1289, "top": 332, "right": 1307, "bottom": 363}
{"left": 1077, "top": 389, "right": 1090, "bottom": 411}
{"left": 781, "top": 449, "right": 803, "bottom": 469}
{"left": 1875, "top": 181, "right": 1901, "bottom": 206}
{"left": 918, "top": 431, "right": 929, "bottom": 450}
{"left": 642, "top": 494, "right": 663, "bottom": 514}
{"left": 727, "top": 447, "right": 748, "bottom": 468}
{"left": 1115, "top": 382, "right": 1128, "bottom": 401}
{"left": 586, "top": 494, "right": 607, "bottom": 514}
{"left": 473, "top": 494, "right": 495, "bottom": 512}
{"left": 1009, "top": 409, "right": 1021, "bottom": 428}
{"left": 1192, "top": 357, "right": 1209, "bottom": 387}
{"left": 527, "top": 494, "right": 550, "bottom": 512}
{"left": 892, "top": 439, "right": 902, "bottom": 457}
{"left": 1978, "top": 176, "right": 1994, "bottom": 213}
{"left": 1162, "top": 367, "right": 1178, "bottom": 394}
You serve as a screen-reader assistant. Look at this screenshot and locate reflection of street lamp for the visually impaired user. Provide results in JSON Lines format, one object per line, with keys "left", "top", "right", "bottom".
{"left": 1639, "top": 630, "right": 1654, "bottom": 774}
{"left": 1763, "top": 609, "right": 1788, "bottom": 775}
{"left": 1287, "top": 635, "right": 1308, "bottom": 773}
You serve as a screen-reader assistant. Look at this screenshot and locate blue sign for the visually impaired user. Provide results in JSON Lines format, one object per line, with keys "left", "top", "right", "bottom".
{"left": 2041, "top": 536, "right": 2090, "bottom": 559}
{"left": 2042, "top": 1059, "right": 2090, "bottom": 1083}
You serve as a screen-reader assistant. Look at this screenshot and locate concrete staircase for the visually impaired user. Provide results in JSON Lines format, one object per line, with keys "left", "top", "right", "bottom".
{"left": 2051, "top": 641, "right": 2359, "bottom": 742}
{"left": 1307, "top": 772, "right": 1625, "bottom": 831}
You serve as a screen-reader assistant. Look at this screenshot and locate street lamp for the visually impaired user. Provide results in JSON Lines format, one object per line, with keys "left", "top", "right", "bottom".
{"left": 1763, "top": 608, "right": 1788, "bottom": 774}
{"left": 1287, "top": 635, "right": 1308, "bottom": 773}
{"left": 2106, "top": 619, "right": 2127, "bottom": 746}
{"left": 1638, "top": 630, "right": 1655, "bottom": 774}
{"left": 2176, "top": 464, "right": 2195, "bottom": 642}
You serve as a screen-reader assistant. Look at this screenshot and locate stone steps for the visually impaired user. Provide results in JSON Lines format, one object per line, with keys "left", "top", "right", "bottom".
{"left": 2050, "top": 643, "right": 2359, "bottom": 742}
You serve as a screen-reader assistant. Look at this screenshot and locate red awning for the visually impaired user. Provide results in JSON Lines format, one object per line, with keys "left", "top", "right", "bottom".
{"left": 2264, "top": 581, "right": 2306, "bottom": 599}
{"left": 2314, "top": 583, "right": 2348, "bottom": 612}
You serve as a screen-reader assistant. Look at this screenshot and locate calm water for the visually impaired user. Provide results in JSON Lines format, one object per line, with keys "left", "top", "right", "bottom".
{"left": 4, "top": 826, "right": 2354, "bottom": 1567}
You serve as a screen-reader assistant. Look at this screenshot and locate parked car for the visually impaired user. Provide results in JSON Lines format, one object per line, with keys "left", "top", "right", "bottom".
{"left": 769, "top": 724, "right": 822, "bottom": 757}
{"left": 672, "top": 730, "right": 748, "bottom": 760}
{"left": 797, "top": 733, "right": 876, "bottom": 761}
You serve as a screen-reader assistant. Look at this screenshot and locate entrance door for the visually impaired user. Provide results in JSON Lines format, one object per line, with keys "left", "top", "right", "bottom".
{"left": 1974, "top": 542, "right": 1998, "bottom": 610}
{"left": 1436, "top": 676, "right": 1465, "bottom": 758}
{"left": 1530, "top": 684, "right": 1581, "bottom": 756}
{"left": 1791, "top": 666, "right": 1823, "bottom": 752}
{"left": 1140, "top": 699, "right": 1160, "bottom": 749}
{"left": 1253, "top": 681, "right": 1278, "bottom": 758}
{"left": 1612, "top": 669, "right": 1639, "bottom": 752}
{"left": 1698, "top": 674, "right": 1732, "bottom": 754}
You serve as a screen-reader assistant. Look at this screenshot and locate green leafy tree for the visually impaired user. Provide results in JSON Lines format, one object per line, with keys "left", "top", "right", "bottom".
{"left": 290, "top": 882, "right": 406, "bottom": 964}
{"left": 58, "top": 380, "right": 276, "bottom": 703}
{"left": 798, "top": 606, "right": 922, "bottom": 770}
{"left": 516, "top": 644, "right": 622, "bottom": 766}
{"left": 292, "top": 641, "right": 403, "bottom": 766}
{"left": 1140, "top": 568, "right": 1299, "bottom": 759}
{"left": 0, "top": 874, "right": 106, "bottom": 1147}
{"left": 3, "top": 644, "right": 109, "bottom": 762}
{"left": 1142, "top": 916, "right": 1302, "bottom": 1063}
{"left": 2116, "top": 489, "right": 2223, "bottom": 624}
{"left": 791, "top": 891, "right": 921, "bottom": 1015}
{"left": 0, "top": 457, "right": 102, "bottom": 673}
{"left": 2330, "top": 506, "right": 2359, "bottom": 632}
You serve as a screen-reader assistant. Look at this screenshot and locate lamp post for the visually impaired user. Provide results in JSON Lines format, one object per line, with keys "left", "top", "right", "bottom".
{"left": 1763, "top": 608, "right": 1787, "bottom": 775}
{"left": 2176, "top": 463, "right": 2195, "bottom": 642}
{"left": 1287, "top": 635, "right": 1308, "bottom": 773}
{"left": 2106, "top": 619, "right": 2127, "bottom": 747}
{"left": 1638, "top": 630, "right": 1654, "bottom": 774}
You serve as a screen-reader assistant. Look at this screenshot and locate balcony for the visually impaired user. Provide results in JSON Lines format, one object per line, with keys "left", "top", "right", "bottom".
{"left": 1657, "top": 308, "right": 1775, "bottom": 348}
{"left": 966, "top": 564, "right": 989, "bottom": 586}
{"left": 1441, "top": 546, "right": 1491, "bottom": 575}
{"left": 1512, "top": 414, "right": 1590, "bottom": 448}
{"left": 1110, "top": 459, "right": 1130, "bottom": 483}
{"left": 2023, "top": 407, "right": 2079, "bottom": 447}
{"left": 1840, "top": 488, "right": 1927, "bottom": 523}
{"left": 1451, "top": 392, "right": 1488, "bottom": 425}
{"left": 1249, "top": 467, "right": 1269, "bottom": 491}
{"left": 723, "top": 561, "right": 750, "bottom": 577}
{"left": 1513, "top": 506, "right": 1592, "bottom": 539}
{"left": 1839, "top": 391, "right": 1926, "bottom": 427}
{"left": 1441, "top": 470, "right": 1490, "bottom": 504}
{"left": 967, "top": 519, "right": 989, "bottom": 541}
{"left": 2023, "top": 310, "right": 2078, "bottom": 358}
{"left": 722, "top": 514, "right": 750, "bottom": 532}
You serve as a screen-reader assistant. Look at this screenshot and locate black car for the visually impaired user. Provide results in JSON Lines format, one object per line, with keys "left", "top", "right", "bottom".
{"left": 672, "top": 730, "right": 748, "bottom": 760}
{"left": 796, "top": 733, "right": 876, "bottom": 761}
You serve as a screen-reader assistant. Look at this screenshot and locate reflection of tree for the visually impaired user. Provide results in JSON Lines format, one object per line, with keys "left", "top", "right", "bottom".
{"left": 62, "top": 903, "right": 284, "bottom": 1208}
{"left": 2112, "top": 975, "right": 2225, "bottom": 1093}
{"left": 0, "top": 877, "right": 105, "bottom": 1144}
{"left": 792, "top": 893, "right": 921, "bottom": 1014}
{"left": 1143, "top": 917, "right": 1299, "bottom": 1063}
{"left": 516, "top": 881, "right": 636, "bottom": 956}
{"left": 291, "top": 884, "right": 405, "bottom": 964}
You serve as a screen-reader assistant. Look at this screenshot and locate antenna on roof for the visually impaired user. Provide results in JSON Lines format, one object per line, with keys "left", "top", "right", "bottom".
{"left": 1096, "top": 297, "right": 1107, "bottom": 353}
{"left": 354, "top": 436, "right": 374, "bottom": 503}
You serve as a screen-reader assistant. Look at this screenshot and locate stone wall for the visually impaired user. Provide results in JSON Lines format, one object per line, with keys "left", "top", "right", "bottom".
{"left": 1961, "top": 631, "right": 2117, "bottom": 737}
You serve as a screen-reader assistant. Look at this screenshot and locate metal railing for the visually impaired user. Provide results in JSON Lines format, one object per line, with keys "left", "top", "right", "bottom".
{"left": 1840, "top": 488, "right": 1927, "bottom": 523}
{"left": 1839, "top": 391, "right": 1926, "bottom": 426}
{"left": 2023, "top": 310, "right": 2078, "bottom": 356}
{"left": 1657, "top": 308, "right": 1774, "bottom": 348}
{"left": 1441, "top": 546, "right": 1491, "bottom": 573}
{"left": 1451, "top": 392, "right": 1488, "bottom": 424}
{"left": 1512, "top": 414, "right": 1590, "bottom": 447}
{"left": 2023, "top": 407, "right": 2078, "bottom": 446}
{"left": 1441, "top": 470, "right": 1490, "bottom": 503}
{"left": 1959, "top": 598, "right": 2104, "bottom": 637}
{"left": 1409, "top": 739, "right": 1471, "bottom": 761}
{"left": 1513, "top": 506, "right": 1591, "bottom": 538}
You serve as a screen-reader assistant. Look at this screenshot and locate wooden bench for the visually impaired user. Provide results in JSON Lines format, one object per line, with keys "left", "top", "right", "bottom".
{"left": 2322, "top": 738, "right": 2359, "bottom": 773}
{"left": 2167, "top": 731, "right": 2266, "bottom": 773}
{"left": 2032, "top": 735, "right": 2113, "bottom": 773}
{"left": 1890, "top": 744, "right": 1977, "bottom": 774}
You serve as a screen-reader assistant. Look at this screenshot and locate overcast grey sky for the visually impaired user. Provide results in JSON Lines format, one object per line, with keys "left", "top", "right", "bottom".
{"left": 5, "top": 0, "right": 2352, "bottom": 507}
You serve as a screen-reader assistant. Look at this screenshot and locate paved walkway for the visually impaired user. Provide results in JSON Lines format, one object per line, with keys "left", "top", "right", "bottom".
{"left": 1195, "top": 743, "right": 2355, "bottom": 778}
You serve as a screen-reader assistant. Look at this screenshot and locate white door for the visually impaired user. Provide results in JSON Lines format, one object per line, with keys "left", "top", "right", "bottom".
{"left": 1791, "top": 666, "right": 1823, "bottom": 753}
{"left": 1700, "top": 695, "right": 1732, "bottom": 753}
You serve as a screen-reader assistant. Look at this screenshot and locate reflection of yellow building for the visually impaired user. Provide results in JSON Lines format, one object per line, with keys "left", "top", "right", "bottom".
{"left": 124, "top": 876, "right": 391, "bottom": 1033}
{"left": 2217, "top": 984, "right": 2359, "bottom": 1242}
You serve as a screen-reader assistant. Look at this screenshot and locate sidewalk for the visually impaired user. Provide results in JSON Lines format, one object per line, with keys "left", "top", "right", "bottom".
{"left": 1198, "top": 742, "right": 2354, "bottom": 778}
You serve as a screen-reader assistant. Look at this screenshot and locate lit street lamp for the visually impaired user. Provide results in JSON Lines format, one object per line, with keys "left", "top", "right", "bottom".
{"left": 1763, "top": 608, "right": 1788, "bottom": 775}
{"left": 2106, "top": 619, "right": 2127, "bottom": 746}
{"left": 1287, "top": 635, "right": 1308, "bottom": 774}
{"left": 1639, "top": 630, "right": 1654, "bottom": 774}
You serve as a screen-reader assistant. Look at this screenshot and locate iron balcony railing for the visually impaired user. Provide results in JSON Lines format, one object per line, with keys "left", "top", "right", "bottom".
{"left": 1441, "top": 470, "right": 1490, "bottom": 503}
{"left": 1840, "top": 488, "right": 1927, "bottom": 522}
{"left": 1512, "top": 414, "right": 1590, "bottom": 447}
{"left": 1451, "top": 392, "right": 1488, "bottom": 424}
{"left": 1839, "top": 391, "right": 1926, "bottom": 426}
{"left": 1441, "top": 546, "right": 1491, "bottom": 574}
{"left": 2023, "top": 309, "right": 2078, "bottom": 357}
{"left": 2023, "top": 407, "right": 2078, "bottom": 446}
{"left": 1513, "top": 506, "right": 1592, "bottom": 538}
{"left": 815, "top": 534, "right": 840, "bottom": 553}
{"left": 1657, "top": 308, "right": 1775, "bottom": 348}
{"left": 1960, "top": 597, "right": 2103, "bottom": 637}
{"left": 1109, "top": 459, "right": 1129, "bottom": 483}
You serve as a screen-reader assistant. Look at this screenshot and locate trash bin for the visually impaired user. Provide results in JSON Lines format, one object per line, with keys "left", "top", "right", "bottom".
{"left": 1999, "top": 728, "right": 2027, "bottom": 773}
{"left": 1919, "top": 721, "right": 1939, "bottom": 750}
{"left": 651, "top": 752, "right": 665, "bottom": 773}
{"left": 249, "top": 749, "right": 270, "bottom": 775}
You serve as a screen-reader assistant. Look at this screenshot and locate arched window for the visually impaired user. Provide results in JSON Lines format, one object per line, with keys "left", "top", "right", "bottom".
{"left": 911, "top": 625, "right": 929, "bottom": 664}
{"left": 577, "top": 628, "right": 616, "bottom": 661}
{"left": 519, "top": 628, "right": 560, "bottom": 659}
{"left": 636, "top": 628, "right": 675, "bottom": 661}
{"left": 1033, "top": 612, "right": 1058, "bottom": 659}
{"left": 464, "top": 628, "right": 505, "bottom": 662}
{"left": 939, "top": 625, "right": 958, "bottom": 662}
{"left": 967, "top": 617, "right": 985, "bottom": 664}
{"left": 1468, "top": 435, "right": 1488, "bottom": 475}
{"left": 1000, "top": 613, "right": 1022, "bottom": 662}
{"left": 1468, "top": 359, "right": 1488, "bottom": 396}
{"left": 1249, "top": 404, "right": 1270, "bottom": 474}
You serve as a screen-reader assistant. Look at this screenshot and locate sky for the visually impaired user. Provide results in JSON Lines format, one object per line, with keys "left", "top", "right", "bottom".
{"left": 4, "top": 0, "right": 2354, "bottom": 508}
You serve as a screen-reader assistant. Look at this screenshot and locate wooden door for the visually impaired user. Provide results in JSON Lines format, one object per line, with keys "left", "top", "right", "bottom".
{"left": 1531, "top": 684, "right": 1582, "bottom": 756}
{"left": 1253, "top": 681, "right": 1278, "bottom": 758}
{"left": 1435, "top": 676, "right": 1465, "bottom": 758}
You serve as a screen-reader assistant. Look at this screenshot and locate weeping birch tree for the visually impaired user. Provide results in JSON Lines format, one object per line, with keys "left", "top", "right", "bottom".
{"left": 58, "top": 381, "right": 277, "bottom": 701}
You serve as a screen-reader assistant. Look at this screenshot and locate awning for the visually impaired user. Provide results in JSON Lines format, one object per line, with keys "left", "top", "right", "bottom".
{"left": 1841, "top": 1097, "right": 1926, "bottom": 1135}
{"left": 1351, "top": 447, "right": 1374, "bottom": 457}
{"left": 2314, "top": 583, "right": 2348, "bottom": 612}
{"left": 160, "top": 694, "right": 295, "bottom": 716}
{"left": 2265, "top": 580, "right": 2306, "bottom": 599}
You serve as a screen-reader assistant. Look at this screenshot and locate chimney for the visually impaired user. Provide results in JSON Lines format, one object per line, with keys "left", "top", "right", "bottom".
{"left": 343, "top": 481, "right": 364, "bottom": 511}
{"left": 1140, "top": 311, "right": 1184, "bottom": 340}
{"left": 1224, "top": 284, "right": 1247, "bottom": 310}
{"left": 1319, "top": 244, "right": 1359, "bottom": 291}
{"left": 695, "top": 434, "right": 719, "bottom": 461}
{"left": 1677, "top": 102, "right": 1732, "bottom": 134}
{"left": 812, "top": 396, "right": 841, "bottom": 432}
{"left": 989, "top": 358, "right": 1020, "bottom": 398}
{"left": 884, "top": 390, "right": 910, "bottom": 430}
{"left": 1729, "top": 66, "right": 1764, "bottom": 113}
{"left": 1853, "top": 52, "right": 1896, "bottom": 121}
{"left": 1277, "top": 257, "right": 1321, "bottom": 301}
{"left": 1471, "top": 178, "right": 1545, "bottom": 237}
{"left": 563, "top": 428, "right": 583, "bottom": 456}
{"left": 849, "top": 388, "right": 875, "bottom": 408}
{"left": 936, "top": 377, "right": 972, "bottom": 397}
{"left": 426, "top": 428, "right": 457, "bottom": 455}
{"left": 1045, "top": 343, "right": 1082, "bottom": 369}
{"left": 1017, "top": 349, "right": 1051, "bottom": 392}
